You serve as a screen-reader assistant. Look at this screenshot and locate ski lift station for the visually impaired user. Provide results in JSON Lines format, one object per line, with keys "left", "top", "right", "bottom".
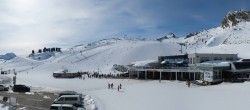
{"left": 128, "top": 53, "right": 250, "bottom": 84}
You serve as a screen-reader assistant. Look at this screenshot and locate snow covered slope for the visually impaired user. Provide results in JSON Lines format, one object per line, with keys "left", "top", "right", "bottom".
{"left": 184, "top": 10, "right": 250, "bottom": 58}
{"left": 185, "top": 22, "right": 250, "bottom": 47}
{"left": 0, "top": 38, "right": 184, "bottom": 74}
{"left": 184, "top": 21, "right": 250, "bottom": 58}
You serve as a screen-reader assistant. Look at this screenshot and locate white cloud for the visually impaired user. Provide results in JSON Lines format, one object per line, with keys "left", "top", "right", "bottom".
{"left": 0, "top": 0, "right": 167, "bottom": 55}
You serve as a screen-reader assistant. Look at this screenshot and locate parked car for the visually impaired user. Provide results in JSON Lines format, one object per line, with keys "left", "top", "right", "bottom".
{"left": 0, "top": 85, "right": 9, "bottom": 91}
{"left": 53, "top": 95, "right": 83, "bottom": 107}
{"left": 50, "top": 104, "right": 78, "bottom": 110}
{"left": 12, "top": 84, "right": 30, "bottom": 92}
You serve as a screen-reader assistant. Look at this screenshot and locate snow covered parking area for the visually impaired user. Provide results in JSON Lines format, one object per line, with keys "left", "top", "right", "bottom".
{"left": 12, "top": 75, "right": 250, "bottom": 110}
{"left": 89, "top": 80, "right": 250, "bottom": 110}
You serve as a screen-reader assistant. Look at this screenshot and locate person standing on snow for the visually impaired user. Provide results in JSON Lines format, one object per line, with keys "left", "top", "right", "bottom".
{"left": 111, "top": 83, "right": 114, "bottom": 89}
{"left": 119, "top": 83, "right": 122, "bottom": 89}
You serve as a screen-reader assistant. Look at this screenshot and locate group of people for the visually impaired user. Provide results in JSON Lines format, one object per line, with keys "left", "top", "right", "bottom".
{"left": 108, "top": 83, "right": 114, "bottom": 89}
{"left": 86, "top": 72, "right": 120, "bottom": 79}
{"left": 108, "top": 83, "right": 122, "bottom": 91}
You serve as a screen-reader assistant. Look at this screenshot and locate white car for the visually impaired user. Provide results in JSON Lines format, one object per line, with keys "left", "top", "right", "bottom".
{"left": 53, "top": 95, "right": 83, "bottom": 107}
{"left": 50, "top": 104, "right": 85, "bottom": 110}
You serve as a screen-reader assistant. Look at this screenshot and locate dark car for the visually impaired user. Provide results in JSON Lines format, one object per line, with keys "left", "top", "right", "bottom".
{"left": 0, "top": 85, "right": 9, "bottom": 91}
{"left": 12, "top": 84, "right": 30, "bottom": 92}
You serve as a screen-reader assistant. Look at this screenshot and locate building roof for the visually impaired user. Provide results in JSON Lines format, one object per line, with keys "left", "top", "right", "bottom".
{"left": 189, "top": 53, "right": 237, "bottom": 55}
{"left": 197, "top": 61, "right": 231, "bottom": 67}
{"left": 130, "top": 60, "right": 158, "bottom": 67}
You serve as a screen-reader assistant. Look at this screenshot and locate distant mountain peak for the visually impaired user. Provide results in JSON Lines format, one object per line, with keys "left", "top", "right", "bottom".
{"left": 157, "top": 33, "right": 177, "bottom": 41}
{"left": 166, "top": 32, "right": 177, "bottom": 38}
{"left": 221, "top": 9, "right": 250, "bottom": 28}
{"left": 0, "top": 53, "right": 16, "bottom": 60}
{"left": 185, "top": 31, "right": 200, "bottom": 39}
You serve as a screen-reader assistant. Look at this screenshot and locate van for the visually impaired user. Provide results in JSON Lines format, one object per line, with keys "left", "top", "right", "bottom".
{"left": 54, "top": 95, "right": 83, "bottom": 107}
{"left": 50, "top": 104, "right": 78, "bottom": 110}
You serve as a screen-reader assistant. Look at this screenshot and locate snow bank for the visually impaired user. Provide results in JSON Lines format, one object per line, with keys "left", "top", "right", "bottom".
{"left": 0, "top": 103, "right": 13, "bottom": 110}
{"left": 84, "top": 95, "right": 98, "bottom": 110}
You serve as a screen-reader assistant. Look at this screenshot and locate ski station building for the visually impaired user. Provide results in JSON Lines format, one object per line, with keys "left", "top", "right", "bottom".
{"left": 128, "top": 53, "right": 250, "bottom": 84}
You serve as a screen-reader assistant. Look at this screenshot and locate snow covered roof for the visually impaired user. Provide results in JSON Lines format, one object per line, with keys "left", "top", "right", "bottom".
{"left": 130, "top": 60, "right": 158, "bottom": 67}
{"left": 161, "top": 59, "right": 188, "bottom": 64}
{"left": 54, "top": 68, "right": 70, "bottom": 73}
{"left": 197, "top": 61, "right": 231, "bottom": 67}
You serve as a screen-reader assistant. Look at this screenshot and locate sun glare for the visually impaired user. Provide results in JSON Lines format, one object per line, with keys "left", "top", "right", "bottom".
{"left": 8, "top": 0, "right": 39, "bottom": 11}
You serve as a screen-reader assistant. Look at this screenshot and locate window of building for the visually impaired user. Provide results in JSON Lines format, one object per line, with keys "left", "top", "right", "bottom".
{"left": 214, "top": 57, "right": 222, "bottom": 61}
{"left": 213, "top": 71, "right": 222, "bottom": 80}
{"left": 226, "top": 57, "right": 233, "bottom": 61}
{"left": 200, "top": 57, "right": 209, "bottom": 63}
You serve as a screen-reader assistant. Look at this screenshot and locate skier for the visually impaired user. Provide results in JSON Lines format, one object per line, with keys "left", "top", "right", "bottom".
{"left": 119, "top": 83, "right": 122, "bottom": 89}
{"left": 111, "top": 83, "right": 114, "bottom": 89}
{"left": 108, "top": 83, "right": 110, "bottom": 89}
{"left": 118, "top": 85, "right": 120, "bottom": 91}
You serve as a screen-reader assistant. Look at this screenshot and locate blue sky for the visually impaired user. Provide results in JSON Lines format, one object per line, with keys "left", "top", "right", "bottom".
{"left": 0, "top": 0, "right": 250, "bottom": 54}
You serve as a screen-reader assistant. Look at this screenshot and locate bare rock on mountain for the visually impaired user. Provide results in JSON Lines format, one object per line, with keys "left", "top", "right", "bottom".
{"left": 221, "top": 9, "right": 250, "bottom": 28}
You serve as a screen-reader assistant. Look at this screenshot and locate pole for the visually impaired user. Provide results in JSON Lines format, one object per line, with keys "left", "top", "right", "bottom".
{"left": 189, "top": 72, "right": 191, "bottom": 80}
{"left": 181, "top": 72, "right": 183, "bottom": 80}
{"left": 175, "top": 72, "right": 178, "bottom": 81}
{"left": 128, "top": 70, "right": 131, "bottom": 78}
{"left": 159, "top": 72, "right": 162, "bottom": 83}
{"left": 194, "top": 72, "right": 196, "bottom": 81}
{"left": 137, "top": 70, "right": 139, "bottom": 79}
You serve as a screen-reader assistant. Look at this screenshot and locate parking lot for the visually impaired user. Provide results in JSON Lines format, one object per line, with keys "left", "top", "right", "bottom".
{"left": 0, "top": 91, "right": 58, "bottom": 110}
